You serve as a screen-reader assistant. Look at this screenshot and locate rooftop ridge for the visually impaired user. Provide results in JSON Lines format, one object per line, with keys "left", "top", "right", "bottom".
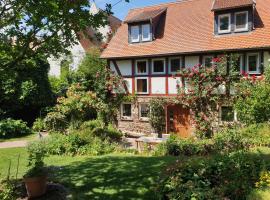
{"left": 128, "top": 0, "right": 196, "bottom": 12}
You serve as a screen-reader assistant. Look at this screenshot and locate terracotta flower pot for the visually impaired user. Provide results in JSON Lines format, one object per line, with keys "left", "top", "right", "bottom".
{"left": 24, "top": 176, "right": 47, "bottom": 198}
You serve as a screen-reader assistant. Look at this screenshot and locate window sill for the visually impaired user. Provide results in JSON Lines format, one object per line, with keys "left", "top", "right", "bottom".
{"left": 139, "top": 118, "right": 149, "bottom": 122}
{"left": 121, "top": 117, "right": 133, "bottom": 121}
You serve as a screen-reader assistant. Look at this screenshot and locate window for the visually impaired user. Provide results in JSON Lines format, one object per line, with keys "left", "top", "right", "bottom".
{"left": 139, "top": 103, "right": 150, "bottom": 120}
{"left": 220, "top": 106, "right": 235, "bottom": 122}
{"left": 169, "top": 57, "right": 181, "bottom": 73}
{"left": 136, "top": 78, "right": 148, "bottom": 94}
{"left": 235, "top": 11, "right": 248, "bottom": 32}
{"left": 129, "top": 23, "right": 152, "bottom": 43}
{"left": 121, "top": 103, "right": 132, "bottom": 120}
{"left": 136, "top": 60, "right": 148, "bottom": 75}
{"left": 247, "top": 53, "right": 260, "bottom": 74}
{"left": 203, "top": 56, "right": 213, "bottom": 67}
{"left": 130, "top": 25, "right": 140, "bottom": 43}
{"left": 152, "top": 59, "right": 165, "bottom": 74}
{"left": 218, "top": 14, "right": 231, "bottom": 34}
{"left": 142, "top": 24, "right": 151, "bottom": 42}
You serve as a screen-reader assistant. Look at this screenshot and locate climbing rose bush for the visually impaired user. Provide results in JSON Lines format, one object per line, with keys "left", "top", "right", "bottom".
{"left": 176, "top": 56, "right": 238, "bottom": 137}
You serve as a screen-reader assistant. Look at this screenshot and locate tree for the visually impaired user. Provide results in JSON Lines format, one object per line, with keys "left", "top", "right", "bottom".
{"left": 0, "top": 0, "right": 111, "bottom": 70}
{"left": 0, "top": 54, "right": 54, "bottom": 123}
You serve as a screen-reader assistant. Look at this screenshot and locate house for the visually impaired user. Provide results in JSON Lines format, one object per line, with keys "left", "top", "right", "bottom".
{"left": 48, "top": 2, "right": 121, "bottom": 77}
{"left": 101, "top": 0, "right": 270, "bottom": 137}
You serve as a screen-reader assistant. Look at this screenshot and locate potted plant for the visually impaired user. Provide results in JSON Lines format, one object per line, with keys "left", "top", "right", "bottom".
{"left": 24, "top": 141, "right": 48, "bottom": 198}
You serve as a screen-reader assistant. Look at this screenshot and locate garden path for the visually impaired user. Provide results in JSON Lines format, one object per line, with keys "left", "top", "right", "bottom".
{"left": 0, "top": 132, "right": 48, "bottom": 149}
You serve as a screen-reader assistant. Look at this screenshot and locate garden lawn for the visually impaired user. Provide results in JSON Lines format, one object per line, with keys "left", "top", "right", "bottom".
{"left": 0, "top": 148, "right": 177, "bottom": 200}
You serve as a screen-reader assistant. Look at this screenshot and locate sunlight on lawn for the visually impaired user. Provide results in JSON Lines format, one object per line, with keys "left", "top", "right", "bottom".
{"left": 0, "top": 148, "right": 176, "bottom": 200}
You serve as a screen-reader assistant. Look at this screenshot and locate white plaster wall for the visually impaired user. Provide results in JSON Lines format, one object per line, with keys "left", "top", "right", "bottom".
{"left": 117, "top": 60, "right": 132, "bottom": 76}
{"left": 168, "top": 77, "right": 182, "bottom": 94}
{"left": 48, "top": 43, "right": 85, "bottom": 77}
{"left": 124, "top": 78, "right": 132, "bottom": 93}
{"left": 151, "top": 77, "right": 166, "bottom": 94}
{"left": 185, "top": 56, "right": 200, "bottom": 69}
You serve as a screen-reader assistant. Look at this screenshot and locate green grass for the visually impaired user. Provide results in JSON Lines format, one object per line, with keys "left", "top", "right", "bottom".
{"left": 0, "top": 133, "right": 37, "bottom": 143}
{"left": 0, "top": 148, "right": 177, "bottom": 200}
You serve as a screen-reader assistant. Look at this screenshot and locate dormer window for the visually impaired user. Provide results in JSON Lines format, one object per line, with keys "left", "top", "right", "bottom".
{"left": 235, "top": 11, "right": 248, "bottom": 32}
{"left": 129, "top": 24, "right": 152, "bottom": 43}
{"left": 218, "top": 14, "right": 231, "bottom": 34}
{"left": 130, "top": 25, "right": 140, "bottom": 43}
{"left": 125, "top": 7, "right": 167, "bottom": 44}
{"left": 142, "top": 24, "right": 151, "bottom": 41}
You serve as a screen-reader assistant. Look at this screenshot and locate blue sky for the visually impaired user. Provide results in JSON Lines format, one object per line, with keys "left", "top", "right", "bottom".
{"left": 94, "top": 0, "right": 174, "bottom": 20}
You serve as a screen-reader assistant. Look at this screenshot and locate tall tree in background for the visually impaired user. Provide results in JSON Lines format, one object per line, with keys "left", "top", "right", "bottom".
{"left": 0, "top": 0, "right": 123, "bottom": 122}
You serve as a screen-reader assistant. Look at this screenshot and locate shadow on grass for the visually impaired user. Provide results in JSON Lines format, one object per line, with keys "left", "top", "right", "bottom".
{"left": 52, "top": 155, "right": 175, "bottom": 200}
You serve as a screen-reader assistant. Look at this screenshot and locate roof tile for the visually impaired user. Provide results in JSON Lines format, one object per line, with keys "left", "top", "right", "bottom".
{"left": 101, "top": 0, "right": 270, "bottom": 59}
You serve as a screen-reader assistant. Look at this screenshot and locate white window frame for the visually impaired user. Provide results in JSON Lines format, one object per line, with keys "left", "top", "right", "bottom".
{"left": 141, "top": 24, "right": 151, "bottom": 42}
{"left": 218, "top": 14, "right": 231, "bottom": 34}
{"left": 169, "top": 57, "right": 181, "bottom": 74}
{"left": 203, "top": 55, "right": 214, "bottom": 67}
{"left": 246, "top": 53, "right": 260, "bottom": 74}
{"left": 130, "top": 25, "right": 140, "bottom": 43}
{"left": 121, "top": 103, "right": 133, "bottom": 120}
{"left": 136, "top": 59, "right": 148, "bottom": 75}
{"left": 139, "top": 103, "right": 150, "bottom": 121}
{"left": 135, "top": 77, "right": 149, "bottom": 94}
{"left": 152, "top": 58, "right": 166, "bottom": 75}
{"left": 235, "top": 11, "right": 249, "bottom": 32}
{"left": 219, "top": 106, "right": 237, "bottom": 123}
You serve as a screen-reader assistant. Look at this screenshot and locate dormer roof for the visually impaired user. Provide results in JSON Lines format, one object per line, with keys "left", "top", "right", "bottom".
{"left": 124, "top": 7, "right": 167, "bottom": 24}
{"left": 212, "top": 0, "right": 255, "bottom": 11}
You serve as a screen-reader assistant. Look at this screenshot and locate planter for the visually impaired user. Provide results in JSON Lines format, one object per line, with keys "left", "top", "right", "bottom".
{"left": 24, "top": 176, "right": 47, "bottom": 198}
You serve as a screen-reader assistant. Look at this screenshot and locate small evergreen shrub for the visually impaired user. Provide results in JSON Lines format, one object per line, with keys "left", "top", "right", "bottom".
{"left": 0, "top": 118, "right": 32, "bottom": 138}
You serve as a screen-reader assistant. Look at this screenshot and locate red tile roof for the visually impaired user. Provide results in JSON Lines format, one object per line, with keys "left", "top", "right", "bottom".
{"left": 101, "top": 0, "right": 270, "bottom": 59}
{"left": 124, "top": 7, "right": 167, "bottom": 23}
{"left": 212, "top": 0, "right": 255, "bottom": 11}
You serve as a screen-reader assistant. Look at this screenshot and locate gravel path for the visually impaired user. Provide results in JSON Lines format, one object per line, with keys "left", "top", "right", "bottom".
{"left": 0, "top": 140, "right": 29, "bottom": 149}
{"left": 0, "top": 132, "right": 48, "bottom": 149}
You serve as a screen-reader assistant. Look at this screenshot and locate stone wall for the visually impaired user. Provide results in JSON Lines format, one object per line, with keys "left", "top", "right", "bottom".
{"left": 117, "top": 97, "right": 153, "bottom": 135}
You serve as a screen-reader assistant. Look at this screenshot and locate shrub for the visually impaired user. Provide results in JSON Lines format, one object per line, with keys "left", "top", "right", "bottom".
{"left": 80, "top": 120, "right": 123, "bottom": 142}
{"left": 44, "top": 112, "right": 68, "bottom": 132}
{"left": 154, "top": 135, "right": 214, "bottom": 156}
{"left": 149, "top": 98, "right": 166, "bottom": 137}
{"left": 235, "top": 71, "right": 270, "bottom": 124}
{"left": 240, "top": 123, "right": 270, "bottom": 146}
{"left": 32, "top": 118, "right": 46, "bottom": 132}
{"left": 213, "top": 128, "right": 249, "bottom": 153}
{"left": 0, "top": 118, "right": 32, "bottom": 139}
{"left": 157, "top": 151, "right": 267, "bottom": 200}
{"left": 0, "top": 180, "right": 17, "bottom": 200}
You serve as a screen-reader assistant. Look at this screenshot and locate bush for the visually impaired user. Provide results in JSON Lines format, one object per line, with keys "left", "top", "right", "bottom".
{"left": 0, "top": 118, "right": 32, "bottom": 139}
{"left": 32, "top": 118, "right": 46, "bottom": 132}
{"left": 44, "top": 112, "right": 68, "bottom": 132}
{"left": 80, "top": 120, "right": 123, "bottom": 142}
{"left": 0, "top": 180, "right": 17, "bottom": 200}
{"left": 149, "top": 98, "right": 166, "bottom": 137}
{"left": 157, "top": 151, "right": 267, "bottom": 200}
{"left": 240, "top": 123, "right": 270, "bottom": 146}
{"left": 154, "top": 135, "right": 214, "bottom": 156}
{"left": 213, "top": 128, "right": 249, "bottom": 153}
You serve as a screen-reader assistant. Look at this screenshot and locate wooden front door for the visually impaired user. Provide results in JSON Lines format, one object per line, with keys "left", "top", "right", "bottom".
{"left": 167, "top": 105, "right": 191, "bottom": 138}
